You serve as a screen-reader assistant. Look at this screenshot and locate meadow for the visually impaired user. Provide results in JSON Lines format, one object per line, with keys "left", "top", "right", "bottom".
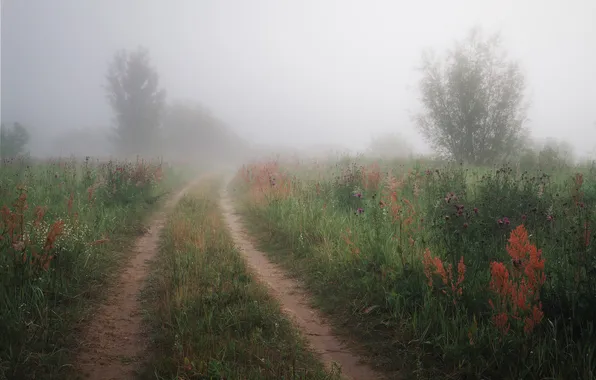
{"left": 0, "top": 156, "right": 187, "bottom": 379}
{"left": 232, "top": 157, "right": 596, "bottom": 380}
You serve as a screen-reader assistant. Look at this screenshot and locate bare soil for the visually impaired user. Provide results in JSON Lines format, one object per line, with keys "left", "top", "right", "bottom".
{"left": 75, "top": 181, "right": 199, "bottom": 380}
{"left": 221, "top": 187, "right": 384, "bottom": 380}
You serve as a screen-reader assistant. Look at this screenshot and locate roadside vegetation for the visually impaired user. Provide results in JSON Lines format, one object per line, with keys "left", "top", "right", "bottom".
{"left": 0, "top": 156, "right": 187, "bottom": 379}
{"left": 232, "top": 158, "right": 596, "bottom": 379}
{"left": 142, "top": 176, "right": 338, "bottom": 380}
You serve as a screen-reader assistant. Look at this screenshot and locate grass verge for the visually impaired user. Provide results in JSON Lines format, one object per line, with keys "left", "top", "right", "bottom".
{"left": 0, "top": 158, "right": 190, "bottom": 380}
{"left": 141, "top": 175, "right": 339, "bottom": 380}
{"left": 231, "top": 160, "right": 596, "bottom": 380}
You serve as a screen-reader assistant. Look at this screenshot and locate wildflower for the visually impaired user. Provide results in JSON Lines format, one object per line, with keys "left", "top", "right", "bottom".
{"left": 43, "top": 220, "right": 64, "bottom": 252}
{"left": 423, "top": 249, "right": 466, "bottom": 303}
{"left": 12, "top": 241, "right": 25, "bottom": 251}
{"left": 422, "top": 249, "right": 435, "bottom": 287}
{"left": 503, "top": 217, "right": 510, "bottom": 226}
{"left": 521, "top": 214, "right": 527, "bottom": 221}
{"left": 463, "top": 222, "right": 468, "bottom": 229}
{"left": 537, "top": 184, "right": 544, "bottom": 198}
{"left": 356, "top": 207, "right": 364, "bottom": 215}
{"left": 444, "top": 192, "right": 458, "bottom": 203}
{"left": 473, "top": 207, "right": 479, "bottom": 215}
{"left": 455, "top": 204, "right": 464, "bottom": 216}
{"left": 34, "top": 206, "right": 47, "bottom": 227}
{"left": 454, "top": 256, "right": 466, "bottom": 296}
{"left": 497, "top": 219, "right": 503, "bottom": 226}
{"left": 489, "top": 261, "right": 510, "bottom": 295}
{"left": 523, "top": 303, "right": 544, "bottom": 335}
{"left": 489, "top": 225, "right": 546, "bottom": 335}
{"left": 546, "top": 215, "right": 553, "bottom": 222}
{"left": 493, "top": 312, "right": 510, "bottom": 335}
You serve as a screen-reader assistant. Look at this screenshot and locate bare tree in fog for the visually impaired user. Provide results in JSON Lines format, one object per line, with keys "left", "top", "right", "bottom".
{"left": 0, "top": 122, "right": 30, "bottom": 159}
{"left": 415, "top": 27, "right": 528, "bottom": 165}
{"left": 105, "top": 47, "right": 166, "bottom": 158}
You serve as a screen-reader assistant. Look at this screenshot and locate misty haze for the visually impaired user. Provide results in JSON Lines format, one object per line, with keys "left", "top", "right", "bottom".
{"left": 1, "top": 1, "right": 595, "bottom": 379}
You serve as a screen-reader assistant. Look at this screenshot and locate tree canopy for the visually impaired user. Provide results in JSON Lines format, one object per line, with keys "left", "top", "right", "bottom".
{"left": 415, "top": 27, "right": 528, "bottom": 165}
{"left": 1, "top": 122, "right": 30, "bottom": 159}
{"left": 105, "top": 46, "right": 166, "bottom": 158}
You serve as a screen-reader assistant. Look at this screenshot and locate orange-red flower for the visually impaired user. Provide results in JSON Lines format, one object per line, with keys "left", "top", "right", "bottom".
{"left": 423, "top": 249, "right": 465, "bottom": 304}
{"left": 489, "top": 224, "right": 546, "bottom": 335}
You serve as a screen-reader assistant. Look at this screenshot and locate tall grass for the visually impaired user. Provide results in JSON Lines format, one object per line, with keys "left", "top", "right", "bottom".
{"left": 141, "top": 176, "right": 340, "bottom": 380}
{"left": 233, "top": 159, "right": 596, "bottom": 380}
{"left": 0, "top": 156, "right": 185, "bottom": 380}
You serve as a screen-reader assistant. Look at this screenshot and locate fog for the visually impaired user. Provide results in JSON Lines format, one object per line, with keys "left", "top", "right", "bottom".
{"left": 1, "top": 0, "right": 595, "bottom": 159}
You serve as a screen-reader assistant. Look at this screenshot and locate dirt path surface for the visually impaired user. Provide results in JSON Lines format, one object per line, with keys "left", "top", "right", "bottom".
{"left": 75, "top": 180, "right": 200, "bottom": 380}
{"left": 221, "top": 186, "right": 384, "bottom": 380}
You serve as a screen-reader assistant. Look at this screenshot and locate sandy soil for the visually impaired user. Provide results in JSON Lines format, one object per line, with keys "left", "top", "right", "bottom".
{"left": 220, "top": 186, "right": 384, "bottom": 380}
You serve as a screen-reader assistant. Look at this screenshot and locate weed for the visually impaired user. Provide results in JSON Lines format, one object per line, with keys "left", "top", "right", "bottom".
{"left": 233, "top": 159, "right": 596, "bottom": 380}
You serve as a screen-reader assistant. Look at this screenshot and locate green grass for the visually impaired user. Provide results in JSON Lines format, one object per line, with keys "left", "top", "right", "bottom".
{"left": 141, "top": 175, "right": 340, "bottom": 380}
{"left": 232, "top": 159, "right": 596, "bottom": 380}
{"left": 0, "top": 156, "right": 190, "bottom": 380}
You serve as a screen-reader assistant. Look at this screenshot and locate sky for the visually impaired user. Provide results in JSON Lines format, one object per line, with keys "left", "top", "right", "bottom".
{"left": 1, "top": 0, "right": 595, "bottom": 156}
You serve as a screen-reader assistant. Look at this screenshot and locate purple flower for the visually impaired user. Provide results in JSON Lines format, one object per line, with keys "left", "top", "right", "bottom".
{"left": 356, "top": 208, "right": 364, "bottom": 215}
{"left": 503, "top": 217, "right": 510, "bottom": 225}
{"left": 353, "top": 192, "right": 362, "bottom": 198}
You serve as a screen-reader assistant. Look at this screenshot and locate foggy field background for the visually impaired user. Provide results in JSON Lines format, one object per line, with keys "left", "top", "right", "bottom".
{"left": 1, "top": 1, "right": 596, "bottom": 379}
{"left": 1, "top": 0, "right": 595, "bottom": 162}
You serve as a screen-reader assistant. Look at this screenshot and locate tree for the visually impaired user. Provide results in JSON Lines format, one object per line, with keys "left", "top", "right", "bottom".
{"left": 366, "top": 132, "right": 413, "bottom": 159}
{"left": 415, "top": 27, "right": 528, "bottom": 165}
{"left": 161, "top": 101, "right": 249, "bottom": 164}
{"left": 538, "top": 138, "right": 574, "bottom": 169}
{"left": 105, "top": 46, "right": 166, "bottom": 157}
{"left": 1, "top": 122, "right": 30, "bottom": 159}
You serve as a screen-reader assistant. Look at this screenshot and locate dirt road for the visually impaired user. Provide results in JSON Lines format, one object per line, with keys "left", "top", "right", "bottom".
{"left": 220, "top": 184, "right": 383, "bottom": 380}
{"left": 75, "top": 180, "right": 200, "bottom": 380}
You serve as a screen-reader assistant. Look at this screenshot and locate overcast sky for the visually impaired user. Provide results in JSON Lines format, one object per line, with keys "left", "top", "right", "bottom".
{"left": 1, "top": 0, "right": 595, "bottom": 156}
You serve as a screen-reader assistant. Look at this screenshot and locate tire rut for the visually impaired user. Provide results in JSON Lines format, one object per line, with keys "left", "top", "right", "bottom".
{"left": 75, "top": 179, "right": 201, "bottom": 380}
{"left": 221, "top": 185, "right": 384, "bottom": 380}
